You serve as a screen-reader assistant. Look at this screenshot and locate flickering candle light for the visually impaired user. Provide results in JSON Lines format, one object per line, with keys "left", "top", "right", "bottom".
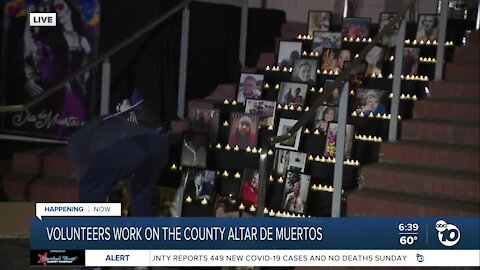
{"left": 234, "top": 172, "right": 241, "bottom": 178}
{"left": 314, "top": 129, "right": 320, "bottom": 135}
{"left": 269, "top": 209, "right": 275, "bottom": 216}
{"left": 223, "top": 170, "right": 229, "bottom": 177}
{"left": 225, "top": 144, "right": 231, "bottom": 150}
{"left": 265, "top": 83, "right": 270, "bottom": 88}
{"left": 239, "top": 203, "right": 245, "bottom": 210}
{"left": 252, "top": 147, "right": 258, "bottom": 153}
{"left": 314, "top": 156, "right": 320, "bottom": 162}
{"left": 269, "top": 175, "right": 274, "bottom": 181}
{"left": 170, "top": 164, "right": 177, "bottom": 170}
{"left": 223, "top": 121, "right": 229, "bottom": 126}
{"left": 275, "top": 84, "right": 280, "bottom": 89}
{"left": 283, "top": 104, "right": 289, "bottom": 110}
{"left": 308, "top": 155, "right": 314, "bottom": 161}
{"left": 233, "top": 145, "right": 240, "bottom": 151}
{"left": 250, "top": 205, "right": 256, "bottom": 212}
{"left": 267, "top": 149, "right": 274, "bottom": 155}
{"left": 264, "top": 208, "right": 269, "bottom": 214}
{"left": 185, "top": 196, "right": 192, "bottom": 203}
{"left": 388, "top": 74, "right": 393, "bottom": 79}
{"left": 277, "top": 177, "right": 284, "bottom": 183}
{"left": 265, "top": 66, "right": 270, "bottom": 71}
{"left": 201, "top": 198, "right": 208, "bottom": 205}
{"left": 305, "top": 107, "right": 310, "bottom": 112}
{"left": 245, "top": 146, "right": 252, "bottom": 152}
{"left": 232, "top": 100, "right": 237, "bottom": 105}
{"left": 224, "top": 99, "right": 229, "bottom": 104}
{"left": 216, "top": 143, "right": 222, "bottom": 149}
{"left": 304, "top": 128, "right": 310, "bottom": 134}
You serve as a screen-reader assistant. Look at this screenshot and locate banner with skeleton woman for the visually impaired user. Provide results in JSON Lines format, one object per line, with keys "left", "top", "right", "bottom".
{"left": 2, "top": 0, "right": 100, "bottom": 139}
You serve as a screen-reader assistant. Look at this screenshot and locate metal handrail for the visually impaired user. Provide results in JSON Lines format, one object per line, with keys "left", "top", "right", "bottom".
{"left": 0, "top": 0, "right": 190, "bottom": 113}
{"left": 256, "top": 0, "right": 419, "bottom": 217}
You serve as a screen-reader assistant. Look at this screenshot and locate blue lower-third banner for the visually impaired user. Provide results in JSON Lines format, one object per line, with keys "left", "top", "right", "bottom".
{"left": 30, "top": 217, "right": 480, "bottom": 267}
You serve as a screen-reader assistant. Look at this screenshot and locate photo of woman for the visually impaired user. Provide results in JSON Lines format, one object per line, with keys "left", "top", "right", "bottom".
{"left": 354, "top": 89, "right": 387, "bottom": 115}
{"left": 314, "top": 106, "right": 338, "bottom": 132}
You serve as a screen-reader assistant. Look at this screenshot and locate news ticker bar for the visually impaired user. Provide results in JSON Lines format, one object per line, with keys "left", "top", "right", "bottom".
{"left": 83, "top": 250, "right": 479, "bottom": 267}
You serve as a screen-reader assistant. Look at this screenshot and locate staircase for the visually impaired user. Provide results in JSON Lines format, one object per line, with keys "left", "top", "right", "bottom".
{"left": 346, "top": 31, "right": 480, "bottom": 216}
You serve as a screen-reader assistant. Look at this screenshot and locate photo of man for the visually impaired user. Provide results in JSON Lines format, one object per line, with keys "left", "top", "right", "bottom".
{"left": 237, "top": 73, "right": 264, "bottom": 103}
{"left": 228, "top": 113, "right": 259, "bottom": 150}
{"left": 188, "top": 108, "right": 219, "bottom": 143}
{"left": 184, "top": 169, "right": 216, "bottom": 201}
{"left": 402, "top": 47, "right": 420, "bottom": 75}
{"left": 291, "top": 59, "right": 318, "bottom": 85}
{"left": 274, "top": 149, "right": 307, "bottom": 176}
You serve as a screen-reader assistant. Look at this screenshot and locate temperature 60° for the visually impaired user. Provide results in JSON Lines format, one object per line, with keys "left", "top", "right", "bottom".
{"left": 400, "top": 236, "right": 418, "bottom": 245}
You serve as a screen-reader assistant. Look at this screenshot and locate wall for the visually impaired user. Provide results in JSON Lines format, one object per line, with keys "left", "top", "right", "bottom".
{"left": 247, "top": 0, "right": 441, "bottom": 23}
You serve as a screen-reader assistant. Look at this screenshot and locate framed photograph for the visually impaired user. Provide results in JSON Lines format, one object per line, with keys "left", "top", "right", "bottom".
{"left": 323, "top": 79, "right": 342, "bottom": 106}
{"left": 379, "top": 12, "right": 400, "bottom": 31}
{"left": 308, "top": 11, "right": 331, "bottom": 35}
{"left": 184, "top": 169, "right": 217, "bottom": 201}
{"left": 354, "top": 88, "right": 388, "bottom": 115}
{"left": 343, "top": 62, "right": 367, "bottom": 89}
{"left": 277, "top": 82, "right": 308, "bottom": 106}
{"left": 181, "top": 132, "right": 209, "bottom": 168}
{"left": 416, "top": 14, "right": 440, "bottom": 42}
{"left": 213, "top": 196, "right": 240, "bottom": 217}
{"left": 237, "top": 73, "right": 264, "bottom": 103}
{"left": 275, "top": 118, "right": 303, "bottom": 151}
{"left": 282, "top": 171, "right": 311, "bottom": 214}
{"left": 188, "top": 108, "right": 219, "bottom": 143}
{"left": 277, "top": 41, "right": 302, "bottom": 68}
{"left": 245, "top": 99, "right": 276, "bottom": 127}
{"left": 228, "top": 112, "right": 260, "bottom": 150}
{"left": 274, "top": 149, "right": 308, "bottom": 176}
{"left": 324, "top": 123, "right": 355, "bottom": 160}
{"left": 321, "top": 48, "right": 351, "bottom": 72}
{"left": 365, "top": 46, "right": 385, "bottom": 76}
{"left": 240, "top": 168, "right": 259, "bottom": 206}
{"left": 313, "top": 106, "right": 338, "bottom": 132}
{"left": 342, "top": 17, "right": 371, "bottom": 39}
{"left": 291, "top": 58, "right": 318, "bottom": 85}
{"left": 402, "top": 47, "right": 420, "bottom": 75}
{"left": 312, "top": 31, "right": 342, "bottom": 53}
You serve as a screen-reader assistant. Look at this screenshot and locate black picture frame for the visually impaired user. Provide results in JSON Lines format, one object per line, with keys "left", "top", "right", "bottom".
{"left": 312, "top": 31, "right": 342, "bottom": 53}
{"left": 188, "top": 107, "right": 220, "bottom": 144}
{"left": 183, "top": 168, "right": 217, "bottom": 202}
{"left": 277, "top": 82, "right": 308, "bottom": 107}
{"left": 245, "top": 99, "right": 276, "bottom": 127}
{"left": 281, "top": 171, "right": 311, "bottom": 214}
{"left": 277, "top": 40, "right": 303, "bottom": 68}
{"left": 324, "top": 122, "right": 356, "bottom": 160}
{"left": 342, "top": 17, "right": 371, "bottom": 39}
{"left": 228, "top": 112, "right": 260, "bottom": 150}
{"left": 237, "top": 73, "right": 264, "bottom": 103}
{"left": 273, "top": 149, "right": 308, "bottom": 176}
{"left": 416, "top": 14, "right": 440, "bottom": 42}
{"left": 291, "top": 58, "right": 318, "bottom": 85}
{"left": 180, "top": 131, "right": 209, "bottom": 168}
{"left": 308, "top": 10, "right": 332, "bottom": 36}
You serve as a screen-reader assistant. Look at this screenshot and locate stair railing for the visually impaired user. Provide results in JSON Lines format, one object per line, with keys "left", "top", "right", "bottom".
{"left": 257, "top": 0, "right": 420, "bottom": 218}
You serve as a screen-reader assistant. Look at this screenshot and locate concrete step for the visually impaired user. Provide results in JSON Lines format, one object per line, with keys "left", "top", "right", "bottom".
{"left": 346, "top": 188, "right": 480, "bottom": 216}
{"left": 429, "top": 80, "right": 479, "bottom": 101}
{"left": 28, "top": 176, "right": 78, "bottom": 202}
{"left": 401, "top": 119, "right": 479, "bottom": 146}
{"left": 414, "top": 98, "right": 479, "bottom": 123}
{"left": 360, "top": 163, "right": 479, "bottom": 203}
{"left": 380, "top": 141, "right": 479, "bottom": 173}
{"left": 453, "top": 46, "right": 480, "bottom": 65}
{"left": 281, "top": 22, "right": 307, "bottom": 38}
{"left": 256, "top": 52, "right": 275, "bottom": 69}
{"left": 445, "top": 63, "right": 480, "bottom": 82}
{"left": 466, "top": 30, "right": 479, "bottom": 45}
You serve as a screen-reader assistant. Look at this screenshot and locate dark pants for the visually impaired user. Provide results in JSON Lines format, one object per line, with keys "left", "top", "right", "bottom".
{"left": 78, "top": 134, "right": 169, "bottom": 216}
